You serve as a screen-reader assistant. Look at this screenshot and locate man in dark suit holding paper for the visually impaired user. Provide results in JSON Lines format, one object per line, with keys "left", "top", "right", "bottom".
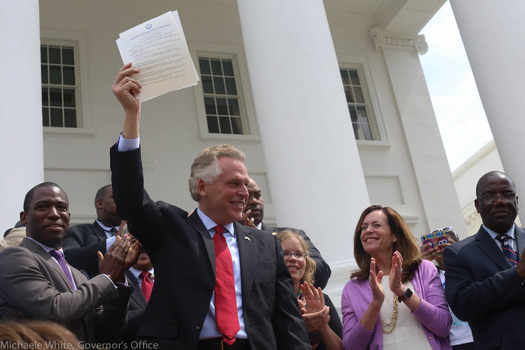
{"left": 110, "top": 63, "right": 310, "bottom": 350}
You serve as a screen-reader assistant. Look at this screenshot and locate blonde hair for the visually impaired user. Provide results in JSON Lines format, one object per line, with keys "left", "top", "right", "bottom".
{"left": 188, "top": 144, "right": 246, "bottom": 201}
{"left": 277, "top": 230, "right": 316, "bottom": 285}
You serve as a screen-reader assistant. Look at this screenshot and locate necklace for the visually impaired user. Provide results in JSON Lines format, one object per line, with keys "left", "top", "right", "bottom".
{"left": 381, "top": 294, "right": 398, "bottom": 334}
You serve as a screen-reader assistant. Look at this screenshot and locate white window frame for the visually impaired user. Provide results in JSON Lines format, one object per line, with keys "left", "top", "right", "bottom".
{"left": 190, "top": 43, "right": 259, "bottom": 142}
{"left": 41, "top": 30, "right": 93, "bottom": 136}
{"left": 339, "top": 56, "right": 388, "bottom": 146}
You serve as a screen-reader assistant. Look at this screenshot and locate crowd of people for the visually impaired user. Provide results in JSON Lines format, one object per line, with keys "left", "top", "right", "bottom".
{"left": 0, "top": 63, "right": 523, "bottom": 350}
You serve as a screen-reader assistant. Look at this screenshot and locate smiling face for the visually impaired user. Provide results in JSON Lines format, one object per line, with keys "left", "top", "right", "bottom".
{"left": 244, "top": 178, "right": 264, "bottom": 226}
{"left": 281, "top": 236, "right": 306, "bottom": 292}
{"left": 475, "top": 173, "right": 519, "bottom": 234}
{"left": 360, "top": 210, "right": 396, "bottom": 258}
{"left": 21, "top": 185, "right": 70, "bottom": 249}
{"left": 198, "top": 157, "right": 249, "bottom": 225}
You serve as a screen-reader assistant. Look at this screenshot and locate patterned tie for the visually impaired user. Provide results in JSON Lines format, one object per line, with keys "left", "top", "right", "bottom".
{"left": 496, "top": 234, "right": 519, "bottom": 267}
{"left": 49, "top": 249, "right": 76, "bottom": 289}
{"left": 109, "top": 227, "right": 118, "bottom": 236}
{"left": 140, "top": 271, "right": 153, "bottom": 302}
{"left": 213, "top": 225, "right": 240, "bottom": 345}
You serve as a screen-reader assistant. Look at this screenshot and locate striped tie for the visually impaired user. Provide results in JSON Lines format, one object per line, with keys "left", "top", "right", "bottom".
{"left": 496, "top": 234, "right": 519, "bottom": 267}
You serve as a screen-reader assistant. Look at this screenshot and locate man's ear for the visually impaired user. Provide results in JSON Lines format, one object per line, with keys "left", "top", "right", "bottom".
{"left": 197, "top": 179, "right": 207, "bottom": 198}
{"left": 20, "top": 211, "right": 27, "bottom": 225}
{"left": 95, "top": 198, "right": 104, "bottom": 209}
{"left": 474, "top": 199, "right": 480, "bottom": 213}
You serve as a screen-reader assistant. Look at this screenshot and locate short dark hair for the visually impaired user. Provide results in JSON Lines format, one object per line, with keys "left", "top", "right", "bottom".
{"left": 476, "top": 171, "right": 515, "bottom": 197}
{"left": 94, "top": 184, "right": 111, "bottom": 206}
{"left": 23, "top": 182, "right": 67, "bottom": 212}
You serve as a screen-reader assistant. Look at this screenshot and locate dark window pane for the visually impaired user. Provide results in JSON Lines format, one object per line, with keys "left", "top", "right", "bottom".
{"left": 42, "top": 108, "right": 49, "bottom": 127}
{"left": 205, "top": 97, "right": 217, "bottom": 115}
{"left": 50, "top": 108, "right": 63, "bottom": 127}
{"left": 41, "top": 46, "right": 48, "bottom": 63}
{"left": 231, "top": 117, "right": 243, "bottom": 134}
{"left": 350, "top": 70, "right": 360, "bottom": 85}
{"left": 216, "top": 98, "right": 228, "bottom": 115}
{"left": 42, "top": 88, "right": 49, "bottom": 107}
{"left": 63, "top": 89, "right": 76, "bottom": 108}
{"left": 50, "top": 88, "right": 62, "bottom": 107}
{"left": 210, "top": 59, "right": 222, "bottom": 75}
{"left": 202, "top": 76, "right": 213, "bottom": 93}
{"left": 64, "top": 109, "right": 77, "bottom": 127}
{"left": 213, "top": 77, "right": 225, "bottom": 95}
{"left": 228, "top": 99, "right": 240, "bottom": 116}
{"left": 219, "top": 116, "right": 232, "bottom": 134}
{"left": 352, "top": 124, "right": 360, "bottom": 140}
{"left": 225, "top": 78, "right": 237, "bottom": 95}
{"left": 49, "top": 46, "right": 61, "bottom": 64}
{"left": 41, "top": 65, "right": 48, "bottom": 84}
{"left": 348, "top": 106, "right": 357, "bottom": 123}
{"left": 50, "top": 65, "right": 62, "bottom": 84}
{"left": 340, "top": 69, "right": 349, "bottom": 84}
{"left": 207, "top": 115, "right": 219, "bottom": 133}
{"left": 63, "top": 67, "right": 75, "bottom": 85}
{"left": 354, "top": 87, "right": 364, "bottom": 103}
{"left": 199, "top": 58, "right": 210, "bottom": 75}
{"left": 223, "top": 60, "right": 234, "bottom": 76}
{"left": 62, "top": 47, "right": 74, "bottom": 65}
{"left": 356, "top": 106, "right": 369, "bottom": 122}
{"left": 344, "top": 86, "right": 355, "bottom": 103}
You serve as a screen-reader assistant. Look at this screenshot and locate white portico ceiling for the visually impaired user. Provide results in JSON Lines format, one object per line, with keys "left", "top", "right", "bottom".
{"left": 323, "top": 0, "right": 446, "bottom": 34}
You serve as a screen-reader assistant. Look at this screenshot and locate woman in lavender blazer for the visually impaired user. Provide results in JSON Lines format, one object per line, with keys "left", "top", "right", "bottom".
{"left": 341, "top": 205, "right": 452, "bottom": 350}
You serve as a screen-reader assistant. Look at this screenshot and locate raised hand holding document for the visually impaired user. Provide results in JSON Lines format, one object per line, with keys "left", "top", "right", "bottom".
{"left": 116, "top": 11, "right": 199, "bottom": 102}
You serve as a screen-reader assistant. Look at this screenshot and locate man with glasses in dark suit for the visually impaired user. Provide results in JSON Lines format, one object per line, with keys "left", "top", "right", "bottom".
{"left": 444, "top": 171, "right": 525, "bottom": 349}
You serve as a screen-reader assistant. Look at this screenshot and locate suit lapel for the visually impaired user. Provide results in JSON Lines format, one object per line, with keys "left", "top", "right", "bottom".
{"left": 126, "top": 270, "right": 148, "bottom": 307}
{"left": 20, "top": 238, "right": 76, "bottom": 290}
{"left": 93, "top": 221, "right": 109, "bottom": 241}
{"left": 235, "top": 223, "right": 256, "bottom": 302}
{"left": 475, "top": 227, "right": 513, "bottom": 270}
{"left": 186, "top": 209, "right": 216, "bottom": 275}
{"left": 514, "top": 226, "right": 525, "bottom": 259}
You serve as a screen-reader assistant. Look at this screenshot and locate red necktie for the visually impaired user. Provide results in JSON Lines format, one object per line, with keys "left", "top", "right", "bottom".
{"left": 140, "top": 271, "right": 153, "bottom": 302}
{"left": 213, "top": 225, "right": 240, "bottom": 345}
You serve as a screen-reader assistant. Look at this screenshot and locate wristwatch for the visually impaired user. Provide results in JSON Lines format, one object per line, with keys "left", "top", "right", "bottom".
{"left": 397, "top": 288, "right": 413, "bottom": 302}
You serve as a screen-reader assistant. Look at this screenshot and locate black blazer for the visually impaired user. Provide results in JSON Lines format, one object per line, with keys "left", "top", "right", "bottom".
{"left": 444, "top": 225, "right": 525, "bottom": 349}
{"left": 63, "top": 221, "right": 108, "bottom": 277}
{"left": 110, "top": 145, "right": 310, "bottom": 350}
{"left": 260, "top": 223, "right": 331, "bottom": 289}
{"left": 123, "top": 270, "right": 148, "bottom": 343}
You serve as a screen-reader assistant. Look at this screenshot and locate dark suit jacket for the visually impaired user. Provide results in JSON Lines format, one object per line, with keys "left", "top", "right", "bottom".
{"left": 0, "top": 237, "right": 131, "bottom": 342}
{"left": 63, "top": 221, "right": 108, "bottom": 278}
{"left": 110, "top": 145, "right": 310, "bottom": 350}
{"left": 261, "top": 223, "right": 331, "bottom": 289}
{"left": 123, "top": 270, "right": 148, "bottom": 343}
{"left": 444, "top": 225, "right": 525, "bottom": 349}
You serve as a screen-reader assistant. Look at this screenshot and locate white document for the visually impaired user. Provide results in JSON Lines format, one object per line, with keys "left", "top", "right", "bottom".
{"left": 116, "top": 11, "right": 199, "bottom": 102}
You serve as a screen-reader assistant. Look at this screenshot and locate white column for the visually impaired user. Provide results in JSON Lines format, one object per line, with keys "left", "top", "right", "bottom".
{"left": 237, "top": 0, "right": 370, "bottom": 270}
{"left": 0, "top": 1, "right": 44, "bottom": 232}
{"left": 450, "top": 0, "right": 525, "bottom": 223}
{"left": 372, "top": 27, "right": 466, "bottom": 235}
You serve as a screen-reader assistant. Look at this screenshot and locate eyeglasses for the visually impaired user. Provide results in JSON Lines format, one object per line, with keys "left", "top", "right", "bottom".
{"left": 283, "top": 252, "right": 307, "bottom": 260}
{"left": 477, "top": 192, "right": 516, "bottom": 204}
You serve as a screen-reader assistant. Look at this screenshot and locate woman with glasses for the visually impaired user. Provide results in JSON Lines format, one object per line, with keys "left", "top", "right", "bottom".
{"left": 341, "top": 205, "right": 452, "bottom": 350}
{"left": 277, "top": 230, "right": 343, "bottom": 350}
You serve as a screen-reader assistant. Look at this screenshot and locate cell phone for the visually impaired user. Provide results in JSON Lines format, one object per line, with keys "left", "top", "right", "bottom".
{"left": 420, "top": 229, "right": 449, "bottom": 252}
